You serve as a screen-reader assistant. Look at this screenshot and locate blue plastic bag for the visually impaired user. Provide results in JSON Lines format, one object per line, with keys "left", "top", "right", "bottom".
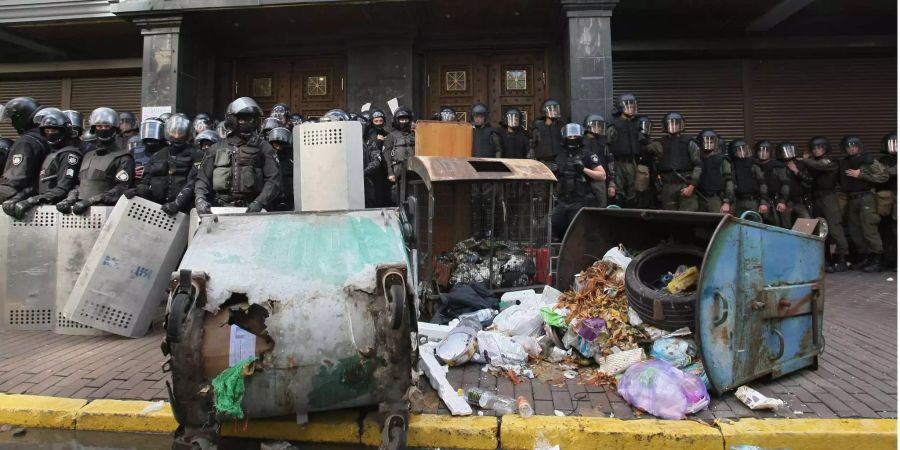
{"left": 617, "top": 359, "right": 710, "bottom": 420}
{"left": 649, "top": 337, "right": 697, "bottom": 368}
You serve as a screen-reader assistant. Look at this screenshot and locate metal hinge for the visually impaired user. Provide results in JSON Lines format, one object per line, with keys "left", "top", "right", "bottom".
{"left": 234, "top": 81, "right": 238, "bottom": 95}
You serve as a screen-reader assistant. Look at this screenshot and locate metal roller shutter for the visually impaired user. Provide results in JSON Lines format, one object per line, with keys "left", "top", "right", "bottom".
{"left": 0, "top": 79, "right": 63, "bottom": 138}
{"left": 70, "top": 76, "right": 142, "bottom": 125}
{"left": 748, "top": 58, "right": 896, "bottom": 152}
{"left": 613, "top": 59, "right": 745, "bottom": 141}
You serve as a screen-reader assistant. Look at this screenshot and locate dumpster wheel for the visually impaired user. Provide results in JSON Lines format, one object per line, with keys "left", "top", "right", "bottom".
{"left": 379, "top": 413, "right": 407, "bottom": 450}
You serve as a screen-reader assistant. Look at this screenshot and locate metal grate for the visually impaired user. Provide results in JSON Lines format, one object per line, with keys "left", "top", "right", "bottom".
{"left": 11, "top": 210, "right": 56, "bottom": 227}
{"left": 126, "top": 202, "right": 176, "bottom": 231}
{"left": 77, "top": 300, "right": 133, "bottom": 330}
{"left": 302, "top": 127, "right": 343, "bottom": 146}
{"left": 8, "top": 307, "right": 53, "bottom": 326}
{"left": 60, "top": 211, "right": 105, "bottom": 229}
{"left": 56, "top": 312, "right": 91, "bottom": 329}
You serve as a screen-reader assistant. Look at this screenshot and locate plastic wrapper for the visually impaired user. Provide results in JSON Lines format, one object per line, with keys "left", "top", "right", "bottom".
{"left": 681, "top": 362, "right": 711, "bottom": 390}
{"left": 539, "top": 307, "right": 567, "bottom": 328}
{"left": 595, "top": 347, "right": 645, "bottom": 376}
{"left": 735, "top": 385, "right": 785, "bottom": 410}
{"left": 617, "top": 359, "right": 710, "bottom": 420}
{"left": 511, "top": 335, "right": 541, "bottom": 357}
{"left": 649, "top": 337, "right": 697, "bottom": 368}
{"left": 476, "top": 331, "right": 527, "bottom": 367}
{"left": 577, "top": 317, "right": 607, "bottom": 342}
{"left": 667, "top": 265, "right": 699, "bottom": 294}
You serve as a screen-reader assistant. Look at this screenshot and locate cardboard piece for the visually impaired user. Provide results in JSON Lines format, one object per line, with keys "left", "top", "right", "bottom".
{"left": 415, "top": 121, "right": 473, "bottom": 158}
{"left": 202, "top": 307, "right": 275, "bottom": 378}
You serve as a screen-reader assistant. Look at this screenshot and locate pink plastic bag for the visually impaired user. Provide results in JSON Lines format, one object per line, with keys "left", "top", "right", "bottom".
{"left": 617, "top": 359, "right": 710, "bottom": 420}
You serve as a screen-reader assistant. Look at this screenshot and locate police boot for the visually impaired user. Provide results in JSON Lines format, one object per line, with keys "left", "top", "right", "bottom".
{"left": 849, "top": 255, "right": 870, "bottom": 271}
{"left": 833, "top": 254, "right": 848, "bottom": 273}
{"left": 863, "top": 254, "right": 883, "bottom": 273}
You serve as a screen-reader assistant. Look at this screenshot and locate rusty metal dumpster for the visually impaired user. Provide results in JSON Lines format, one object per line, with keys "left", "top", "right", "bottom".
{"left": 556, "top": 208, "right": 826, "bottom": 394}
{"left": 164, "top": 209, "right": 414, "bottom": 448}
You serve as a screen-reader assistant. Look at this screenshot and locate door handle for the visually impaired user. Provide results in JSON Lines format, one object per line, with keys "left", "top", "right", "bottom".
{"left": 769, "top": 329, "right": 785, "bottom": 361}
{"left": 713, "top": 290, "right": 729, "bottom": 327}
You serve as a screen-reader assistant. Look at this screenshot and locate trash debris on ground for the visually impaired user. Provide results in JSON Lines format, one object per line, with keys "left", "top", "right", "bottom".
{"left": 476, "top": 330, "right": 527, "bottom": 368}
{"left": 418, "top": 343, "right": 472, "bottom": 416}
{"left": 0, "top": 424, "right": 10, "bottom": 433}
{"left": 649, "top": 337, "right": 698, "bottom": 368}
{"left": 436, "top": 317, "right": 480, "bottom": 366}
{"left": 500, "top": 289, "right": 538, "bottom": 311}
{"left": 433, "top": 282, "right": 499, "bottom": 325}
{"left": 517, "top": 395, "right": 534, "bottom": 417}
{"left": 463, "top": 387, "right": 516, "bottom": 415}
{"left": 141, "top": 400, "right": 165, "bottom": 414}
{"left": 260, "top": 441, "right": 297, "bottom": 450}
{"left": 534, "top": 432, "right": 561, "bottom": 450}
{"left": 10, "top": 427, "right": 26, "bottom": 437}
{"left": 211, "top": 356, "right": 256, "bottom": 419}
{"left": 617, "top": 359, "right": 710, "bottom": 420}
{"left": 643, "top": 325, "right": 692, "bottom": 341}
{"left": 417, "top": 321, "right": 452, "bottom": 343}
{"left": 681, "top": 361, "right": 712, "bottom": 390}
{"left": 595, "top": 347, "right": 645, "bottom": 376}
{"left": 439, "top": 238, "right": 535, "bottom": 289}
{"left": 735, "top": 385, "right": 785, "bottom": 411}
{"left": 666, "top": 265, "right": 699, "bottom": 294}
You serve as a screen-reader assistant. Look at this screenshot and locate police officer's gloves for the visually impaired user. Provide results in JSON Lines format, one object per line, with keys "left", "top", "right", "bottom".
{"left": 56, "top": 199, "right": 75, "bottom": 214}
{"left": 5, "top": 196, "right": 42, "bottom": 220}
{"left": 573, "top": 161, "right": 585, "bottom": 173}
{"left": 123, "top": 188, "right": 137, "bottom": 199}
{"left": 160, "top": 202, "right": 180, "bottom": 216}
{"left": 71, "top": 199, "right": 92, "bottom": 215}
{"left": 2, "top": 200, "right": 17, "bottom": 219}
{"left": 194, "top": 198, "right": 212, "bottom": 215}
{"left": 246, "top": 201, "right": 263, "bottom": 213}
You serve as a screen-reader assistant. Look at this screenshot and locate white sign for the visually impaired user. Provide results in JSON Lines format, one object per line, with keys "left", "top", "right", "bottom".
{"left": 141, "top": 106, "right": 172, "bottom": 122}
{"left": 228, "top": 324, "right": 257, "bottom": 366}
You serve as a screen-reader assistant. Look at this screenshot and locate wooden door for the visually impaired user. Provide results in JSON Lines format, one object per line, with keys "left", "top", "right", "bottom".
{"left": 426, "top": 51, "right": 546, "bottom": 128}
{"left": 290, "top": 57, "right": 347, "bottom": 121}
{"left": 233, "top": 59, "right": 293, "bottom": 115}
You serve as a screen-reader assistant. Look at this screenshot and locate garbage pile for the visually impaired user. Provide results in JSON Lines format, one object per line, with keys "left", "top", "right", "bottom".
{"left": 418, "top": 245, "right": 713, "bottom": 420}
{"left": 438, "top": 238, "right": 536, "bottom": 289}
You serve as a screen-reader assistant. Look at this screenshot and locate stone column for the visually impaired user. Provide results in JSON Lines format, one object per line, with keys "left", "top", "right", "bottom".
{"left": 562, "top": 0, "right": 618, "bottom": 123}
{"left": 133, "top": 16, "right": 186, "bottom": 118}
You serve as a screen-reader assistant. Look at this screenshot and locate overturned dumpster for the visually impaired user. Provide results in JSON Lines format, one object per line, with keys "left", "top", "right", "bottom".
{"left": 556, "top": 208, "right": 826, "bottom": 394}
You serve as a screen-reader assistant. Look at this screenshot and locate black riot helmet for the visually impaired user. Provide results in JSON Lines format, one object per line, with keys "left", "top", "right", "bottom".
{"left": 165, "top": 113, "right": 193, "bottom": 147}
{"left": 192, "top": 113, "right": 212, "bottom": 134}
{"left": 503, "top": 108, "right": 523, "bottom": 128}
{"left": 267, "top": 127, "right": 292, "bottom": 148}
{"left": 883, "top": 133, "right": 897, "bottom": 155}
{"left": 226, "top": 96, "right": 263, "bottom": 138}
{"left": 663, "top": 112, "right": 684, "bottom": 135}
{"left": 119, "top": 112, "right": 137, "bottom": 133}
{"left": 348, "top": 112, "right": 359, "bottom": 122}
{"left": 33, "top": 107, "right": 62, "bottom": 128}
{"left": 195, "top": 130, "right": 219, "bottom": 151}
{"left": 140, "top": 118, "right": 166, "bottom": 145}
{"left": 89, "top": 107, "right": 119, "bottom": 144}
{"left": 320, "top": 109, "right": 350, "bottom": 122}
{"left": 755, "top": 140, "right": 773, "bottom": 161}
{"left": 841, "top": 135, "right": 863, "bottom": 156}
{"left": 698, "top": 129, "right": 720, "bottom": 153}
{"left": 157, "top": 112, "right": 172, "bottom": 123}
{"left": 471, "top": 103, "right": 489, "bottom": 124}
{"left": 637, "top": 116, "right": 652, "bottom": 137}
{"left": 127, "top": 136, "right": 141, "bottom": 152}
{"left": 261, "top": 116, "right": 283, "bottom": 135}
{"left": 1, "top": 97, "right": 42, "bottom": 133}
{"left": 541, "top": 99, "right": 561, "bottom": 119}
{"left": 270, "top": 103, "right": 290, "bottom": 122}
{"left": 288, "top": 113, "right": 304, "bottom": 127}
{"left": 360, "top": 110, "right": 372, "bottom": 122}
{"left": 777, "top": 142, "right": 797, "bottom": 161}
{"left": 730, "top": 139, "right": 752, "bottom": 159}
{"left": 440, "top": 106, "right": 457, "bottom": 122}
{"left": 562, "top": 123, "right": 584, "bottom": 151}
{"left": 808, "top": 136, "right": 829, "bottom": 157}
{"left": 63, "top": 110, "right": 84, "bottom": 137}
{"left": 392, "top": 106, "right": 413, "bottom": 132}
{"left": 39, "top": 109, "right": 72, "bottom": 146}
{"left": 583, "top": 113, "right": 605, "bottom": 135}
{"left": 616, "top": 94, "right": 638, "bottom": 117}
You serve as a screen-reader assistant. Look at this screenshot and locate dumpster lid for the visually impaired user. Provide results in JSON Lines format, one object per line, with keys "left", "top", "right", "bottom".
{"left": 408, "top": 156, "right": 556, "bottom": 189}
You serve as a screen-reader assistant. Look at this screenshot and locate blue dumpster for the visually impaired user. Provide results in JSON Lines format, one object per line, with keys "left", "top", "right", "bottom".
{"left": 556, "top": 208, "right": 826, "bottom": 394}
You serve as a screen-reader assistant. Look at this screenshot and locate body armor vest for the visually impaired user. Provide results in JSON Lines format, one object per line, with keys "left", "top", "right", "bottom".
{"left": 472, "top": 125, "right": 495, "bottom": 158}
{"left": 840, "top": 155, "right": 874, "bottom": 193}
{"left": 212, "top": 142, "right": 264, "bottom": 200}
{"left": 699, "top": 153, "right": 725, "bottom": 193}
{"left": 78, "top": 146, "right": 128, "bottom": 199}
{"left": 658, "top": 136, "right": 692, "bottom": 172}
{"left": 610, "top": 118, "right": 641, "bottom": 158}
{"left": 733, "top": 158, "right": 759, "bottom": 195}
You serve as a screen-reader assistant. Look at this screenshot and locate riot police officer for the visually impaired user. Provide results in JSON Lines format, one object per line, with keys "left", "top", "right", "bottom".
{"left": 606, "top": 94, "right": 642, "bottom": 207}
{"left": 286, "top": 113, "right": 303, "bottom": 130}
{"left": 582, "top": 113, "right": 614, "bottom": 207}
{"left": 3, "top": 109, "right": 80, "bottom": 219}
{"left": 319, "top": 109, "right": 350, "bottom": 122}
{"left": 0, "top": 138, "right": 11, "bottom": 174}
{"left": 0, "top": 97, "right": 49, "bottom": 203}
{"left": 261, "top": 116, "right": 282, "bottom": 137}
{"left": 729, "top": 139, "right": 768, "bottom": 216}
{"left": 804, "top": 136, "right": 848, "bottom": 272}
{"left": 839, "top": 136, "right": 888, "bottom": 272}
{"left": 57, "top": 107, "right": 134, "bottom": 214}
{"left": 117, "top": 111, "right": 138, "bottom": 149}
{"left": 192, "top": 113, "right": 212, "bottom": 136}
{"left": 770, "top": 142, "right": 811, "bottom": 227}
{"left": 471, "top": 103, "right": 501, "bottom": 158}
{"left": 647, "top": 112, "right": 700, "bottom": 211}
{"left": 364, "top": 110, "right": 390, "bottom": 208}
{"left": 551, "top": 123, "right": 607, "bottom": 240}
{"left": 500, "top": 108, "right": 529, "bottom": 159}
{"left": 384, "top": 106, "right": 414, "bottom": 205}
{"left": 531, "top": 99, "right": 563, "bottom": 165}
{"left": 193, "top": 97, "right": 281, "bottom": 214}
{"left": 63, "top": 110, "right": 84, "bottom": 149}
{"left": 267, "top": 127, "right": 294, "bottom": 211}
{"left": 195, "top": 129, "right": 219, "bottom": 152}
{"left": 696, "top": 129, "right": 734, "bottom": 214}
{"left": 877, "top": 133, "right": 896, "bottom": 269}
{"left": 439, "top": 106, "right": 457, "bottom": 122}
{"left": 270, "top": 103, "right": 290, "bottom": 123}
{"left": 126, "top": 114, "right": 204, "bottom": 216}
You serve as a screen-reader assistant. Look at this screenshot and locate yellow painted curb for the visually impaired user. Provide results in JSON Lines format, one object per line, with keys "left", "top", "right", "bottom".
{"left": 361, "top": 413, "right": 499, "bottom": 449}
{"left": 0, "top": 394, "right": 87, "bottom": 430}
{"left": 221, "top": 410, "right": 362, "bottom": 444}
{"left": 76, "top": 399, "right": 178, "bottom": 433}
{"left": 718, "top": 418, "right": 898, "bottom": 450}
{"left": 501, "top": 416, "right": 722, "bottom": 450}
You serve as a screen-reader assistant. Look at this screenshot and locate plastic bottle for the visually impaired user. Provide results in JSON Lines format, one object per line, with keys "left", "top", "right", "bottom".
{"left": 462, "top": 387, "right": 489, "bottom": 406}
{"left": 458, "top": 308, "right": 497, "bottom": 323}
{"left": 478, "top": 392, "right": 517, "bottom": 415}
{"left": 516, "top": 396, "right": 534, "bottom": 417}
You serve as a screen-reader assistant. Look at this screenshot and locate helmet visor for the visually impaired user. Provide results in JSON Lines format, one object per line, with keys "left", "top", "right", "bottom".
{"left": 440, "top": 111, "right": 456, "bottom": 122}
{"left": 544, "top": 104, "right": 560, "bottom": 119}
{"left": 757, "top": 147, "right": 771, "bottom": 160}
{"left": 165, "top": 115, "right": 192, "bottom": 144}
{"left": 889, "top": 138, "right": 898, "bottom": 155}
{"left": 735, "top": 144, "right": 752, "bottom": 159}
{"left": 702, "top": 135, "right": 719, "bottom": 151}
{"left": 505, "top": 113, "right": 520, "bottom": 128}
{"left": 639, "top": 120, "right": 652, "bottom": 136}
{"left": 140, "top": 120, "right": 165, "bottom": 142}
{"left": 781, "top": 144, "right": 797, "bottom": 159}
{"left": 622, "top": 99, "right": 637, "bottom": 115}
{"left": 562, "top": 123, "right": 583, "bottom": 139}
{"left": 587, "top": 120, "right": 604, "bottom": 135}
{"left": 666, "top": 118, "right": 683, "bottom": 134}
{"left": 845, "top": 142, "right": 861, "bottom": 155}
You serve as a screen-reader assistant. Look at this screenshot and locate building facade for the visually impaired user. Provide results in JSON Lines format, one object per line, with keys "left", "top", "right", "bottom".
{"left": 0, "top": 0, "right": 895, "bottom": 147}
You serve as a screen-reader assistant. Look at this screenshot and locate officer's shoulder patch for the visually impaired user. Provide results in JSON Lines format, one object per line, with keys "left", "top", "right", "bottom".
{"left": 11, "top": 154, "right": 22, "bottom": 166}
{"left": 115, "top": 170, "right": 129, "bottom": 182}
{"left": 194, "top": 161, "right": 202, "bottom": 169}
{"left": 591, "top": 154, "right": 600, "bottom": 164}
{"left": 67, "top": 153, "right": 79, "bottom": 165}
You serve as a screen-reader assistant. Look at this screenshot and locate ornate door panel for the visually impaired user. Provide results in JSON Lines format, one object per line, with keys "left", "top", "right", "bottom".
{"left": 490, "top": 52, "right": 547, "bottom": 130}
{"left": 290, "top": 57, "right": 347, "bottom": 121}
{"left": 233, "top": 60, "right": 293, "bottom": 116}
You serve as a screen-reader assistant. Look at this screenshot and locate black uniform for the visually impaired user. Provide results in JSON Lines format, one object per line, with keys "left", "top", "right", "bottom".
{"left": 583, "top": 133, "right": 614, "bottom": 207}
{"left": 364, "top": 127, "right": 390, "bottom": 208}
{"left": 384, "top": 128, "right": 415, "bottom": 205}
{"left": 606, "top": 116, "right": 642, "bottom": 206}
{"left": 0, "top": 128, "right": 50, "bottom": 203}
{"left": 876, "top": 153, "right": 896, "bottom": 268}
{"left": 194, "top": 134, "right": 281, "bottom": 209}
{"left": 840, "top": 153, "right": 888, "bottom": 259}
{"left": 133, "top": 144, "right": 204, "bottom": 212}
{"left": 37, "top": 144, "right": 81, "bottom": 203}
{"left": 472, "top": 124, "right": 501, "bottom": 158}
{"left": 272, "top": 144, "right": 294, "bottom": 211}
{"left": 500, "top": 127, "right": 529, "bottom": 159}
{"left": 551, "top": 146, "right": 601, "bottom": 240}
{"left": 531, "top": 118, "right": 562, "bottom": 163}
{"left": 62, "top": 141, "right": 134, "bottom": 212}
{"left": 731, "top": 157, "right": 768, "bottom": 215}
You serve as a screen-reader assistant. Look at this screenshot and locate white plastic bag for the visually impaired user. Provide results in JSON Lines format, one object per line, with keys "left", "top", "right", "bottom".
{"left": 476, "top": 331, "right": 527, "bottom": 367}
{"left": 735, "top": 386, "right": 784, "bottom": 410}
{"left": 511, "top": 335, "right": 541, "bottom": 357}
